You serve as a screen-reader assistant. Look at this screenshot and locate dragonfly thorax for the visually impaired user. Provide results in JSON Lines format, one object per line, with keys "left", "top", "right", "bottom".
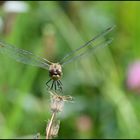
{"left": 49, "top": 63, "right": 63, "bottom": 80}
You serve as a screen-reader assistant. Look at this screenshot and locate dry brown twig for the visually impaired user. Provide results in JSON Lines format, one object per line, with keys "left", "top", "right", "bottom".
{"left": 46, "top": 91, "right": 73, "bottom": 139}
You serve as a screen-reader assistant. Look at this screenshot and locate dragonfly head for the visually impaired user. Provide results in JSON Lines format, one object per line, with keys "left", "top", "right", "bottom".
{"left": 49, "top": 63, "right": 63, "bottom": 80}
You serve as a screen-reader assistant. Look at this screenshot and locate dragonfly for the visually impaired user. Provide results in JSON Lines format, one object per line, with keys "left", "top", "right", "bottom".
{"left": 0, "top": 25, "right": 115, "bottom": 91}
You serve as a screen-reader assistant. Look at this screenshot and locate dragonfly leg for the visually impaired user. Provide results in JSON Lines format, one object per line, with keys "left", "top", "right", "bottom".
{"left": 56, "top": 80, "right": 60, "bottom": 89}
{"left": 46, "top": 79, "right": 52, "bottom": 88}
{"left": 54, "top": 81, "right": 57, "bottom": 91}
{"left": 59, "top": 80, "right": 63, "bottom": 86}
{"left": 57, "top": 80, "right": 63, "bottom": 92}
{"left": 51, "top": 80, "right": 55, "bottom": 90}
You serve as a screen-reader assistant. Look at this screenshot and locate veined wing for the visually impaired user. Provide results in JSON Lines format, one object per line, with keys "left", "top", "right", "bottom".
{"left": 59, "top": 25, "right": 115, "bottom": 66}
{"left": 0, "top": 41, "right": 52, "bottom": 70}
{"left": 61, "top": 38, "right": 113, "bottom": 66}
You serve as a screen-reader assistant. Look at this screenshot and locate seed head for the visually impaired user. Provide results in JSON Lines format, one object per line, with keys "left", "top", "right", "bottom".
{"left": 49, "top": 91, "right": 73, "bottom": 113}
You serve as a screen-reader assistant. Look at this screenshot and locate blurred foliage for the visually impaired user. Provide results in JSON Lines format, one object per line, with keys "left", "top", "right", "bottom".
{"left": 0, "top": 1, "right": 140, "bottom": 139}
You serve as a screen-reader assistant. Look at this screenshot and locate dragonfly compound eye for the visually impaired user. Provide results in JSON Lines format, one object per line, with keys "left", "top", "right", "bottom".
{"left": 56, "top": 69, "right": 62, "bottom": 75}
{"left": 49, "top": 69, "right": 55, "bottom": 76}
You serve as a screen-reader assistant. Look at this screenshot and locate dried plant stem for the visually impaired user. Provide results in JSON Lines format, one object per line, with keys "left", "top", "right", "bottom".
{"left": 45, "top": 91, "right": 73, "bottom": 139}
{"left": 46, "top": 112, "right": 56, "bottom": 139}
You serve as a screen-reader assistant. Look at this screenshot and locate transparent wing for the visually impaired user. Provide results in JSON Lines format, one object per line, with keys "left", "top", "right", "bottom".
{"left": 0, "top": 41, "right": 52, "bottom": 70}
{"left": 59, "top": 25, "right": 115, "bottom": 66}
{"left": 61, "top": 38, "right": 113, "bottom": 66}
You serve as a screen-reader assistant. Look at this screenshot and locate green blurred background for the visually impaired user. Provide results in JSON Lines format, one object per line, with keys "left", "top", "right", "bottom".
{"left": 0, "top": 1, "right": 140, "bottom": 139}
